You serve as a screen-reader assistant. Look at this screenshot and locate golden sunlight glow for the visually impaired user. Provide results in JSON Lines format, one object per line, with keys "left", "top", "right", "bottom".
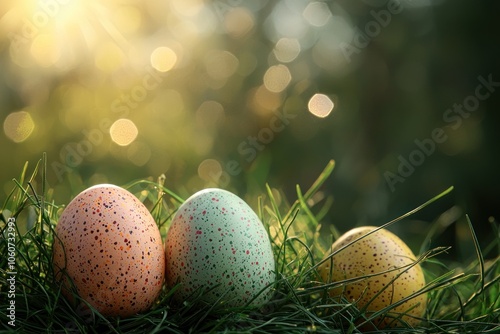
{"left": 112, "top": 6, "right": 142, "bottom": 34}
{"left": 95, "top": 42, "right": 126, "bottom": 72}
{"left": 30, "top": 34, "right": 61, "bottom": 67}
{"left": 9, "top": 0, "right": 133, "bottom": 72}
{"left": 51, "top": 0, "right": 95, "bottom": 27}
{"left": 263, "top": 64, "right": 292, "bottom": 93}
{"left": 308, "top": 94, "right": 334, "bottom": 118}
{"left": 151, "top": 46, "right": 178, "bottom": 72}
{"left": 274, "top": 38, "right": 301, "bottom": 63}
{"left": 3, "top": 111, "right": 35, "bottom": 143}
{"left": 110, "top": 119, "right": 138, "bottom": 146}
{"left": 170, "top": 0, "right": 205, "bottom": 17}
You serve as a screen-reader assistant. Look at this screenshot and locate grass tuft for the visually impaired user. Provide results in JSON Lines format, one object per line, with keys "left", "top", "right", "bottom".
{"left": 1, "top": 157, "right": 499, "bottom": 333}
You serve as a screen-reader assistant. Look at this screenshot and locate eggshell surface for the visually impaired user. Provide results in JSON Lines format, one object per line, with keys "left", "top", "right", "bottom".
{"left": 53, "top": 184, "right": 165, "bottom": 317}
{"left": 318, "top": 226, "right": 427, "bottom": 329}
{"left": 165, "top": 188, "right": 275, "bottom": 307}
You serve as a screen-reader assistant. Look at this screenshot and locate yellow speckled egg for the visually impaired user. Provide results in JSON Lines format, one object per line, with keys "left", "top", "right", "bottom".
{"left": 165, "top": 188, "right": 275, "bottom": 307}
{"left": 52, "top": 184, "right": 165, "bottom": 317}
{"left": 318, "top": 226, "right": 427, "bottom": 329}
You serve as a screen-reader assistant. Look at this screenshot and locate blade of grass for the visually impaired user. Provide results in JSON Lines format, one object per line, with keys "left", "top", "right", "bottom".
{"left": 296, "top": 184, "right": 321, "bottom": 238}
{"left": 265, "top": 183, "right": 283, "bottom": 224}
{"left": 312, "top": 186, "right": 455, "bottom": 273}
{"left": 466, "top": 215, "right": 485, "bottom": 295}
{"left": 14, "top": 161, "right": 30, "bottom": 209}
{"left": 282, "top": 159, "right": 335, "bottom": 225}
{"left": 122, "top": 179, "right": 184, "bottom": 204}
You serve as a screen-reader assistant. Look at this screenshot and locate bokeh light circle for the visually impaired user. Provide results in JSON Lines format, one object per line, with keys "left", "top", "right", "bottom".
{"left": 151, "top": 47, "right": 178, "bottom": 72}
{"left": 263, "top": 64, "right": 292, "bottom": 93}
{"left": 110, "top": 119, "right": 139, "bottom": 146}
{"left": 308, "top": 94, "right": 334, "bottom": 118}
{"left": 274, "top": 38, "right": 301, "bottom": 63}
{"left": 3, "top": 111, "right": 35, "bottom": 143}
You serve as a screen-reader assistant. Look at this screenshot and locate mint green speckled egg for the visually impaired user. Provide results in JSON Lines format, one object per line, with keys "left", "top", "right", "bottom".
{"left": 165, "top": 188, "right": 275, "bottom": 307}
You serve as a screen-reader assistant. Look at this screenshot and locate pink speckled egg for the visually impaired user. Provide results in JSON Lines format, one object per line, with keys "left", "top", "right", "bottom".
{"left": 165, "top": 188, "right": 275, "bottom": 307}
{"left": 52, "top": 184, "right": 165, "bottom": 317}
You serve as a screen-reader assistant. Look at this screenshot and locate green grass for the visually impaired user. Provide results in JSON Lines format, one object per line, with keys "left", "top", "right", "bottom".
{"left": 1, "top": 155, "right": 499, "bottom": 333}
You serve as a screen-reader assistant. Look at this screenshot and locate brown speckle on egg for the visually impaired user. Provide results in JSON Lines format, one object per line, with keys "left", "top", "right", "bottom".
{"left": 52, "top": 184, "right": 165, "bottom": 318}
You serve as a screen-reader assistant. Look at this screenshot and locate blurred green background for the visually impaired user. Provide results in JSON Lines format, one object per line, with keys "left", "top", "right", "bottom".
{"left": 1, "top": 0, "right": 499, "bottom": 257}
